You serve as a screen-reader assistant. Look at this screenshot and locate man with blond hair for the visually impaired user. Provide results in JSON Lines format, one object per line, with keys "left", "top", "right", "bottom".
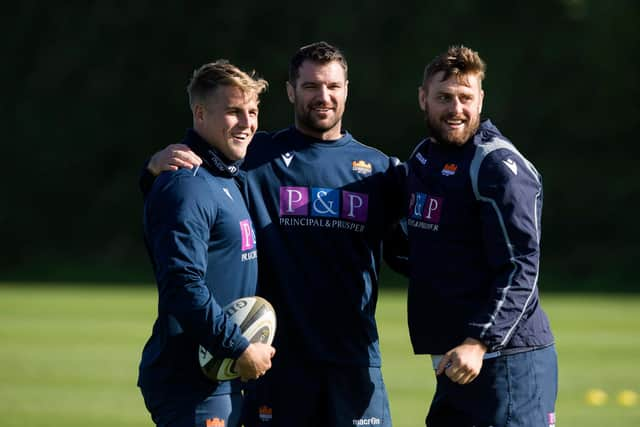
{"left": 403, "top": 45, "right": 557, "bottom": 426}
{"left": 138, "top": 60, "right": 275, "bottom": 427}
{"left": 143, "top": 42, "right": 403, "bottom": 427}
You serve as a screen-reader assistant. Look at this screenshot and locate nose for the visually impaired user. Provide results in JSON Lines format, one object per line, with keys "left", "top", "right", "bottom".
{"left": 450, "top": 97, "right": 464, "bottom": 114}
{"left": 237, "top": 111, "right": 251, "bottom": 129}
{"left": 317, "top": 85, "right": 331, "bottom": 102}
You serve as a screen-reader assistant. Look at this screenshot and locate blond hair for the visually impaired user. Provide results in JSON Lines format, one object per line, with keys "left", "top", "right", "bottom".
{"left": 187, "top": 59, "right": 268, "bottom": 108}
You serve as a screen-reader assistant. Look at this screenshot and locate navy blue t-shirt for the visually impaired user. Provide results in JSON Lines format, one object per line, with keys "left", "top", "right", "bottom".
{"left": 241, "top": 127, "right": 405, "bottom": 367}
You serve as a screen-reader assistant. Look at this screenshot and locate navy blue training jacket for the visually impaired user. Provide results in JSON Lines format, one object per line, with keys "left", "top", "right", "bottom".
{"left": 138, "top": 129, "right": 258, "bottom": 401}
{"left": 405, "top": 120, "right": 554, "bottom": 355}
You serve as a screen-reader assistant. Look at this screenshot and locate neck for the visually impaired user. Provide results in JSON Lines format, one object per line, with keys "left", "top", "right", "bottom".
{"left": 295, "top": 121, "right": 343, "bottom": 141}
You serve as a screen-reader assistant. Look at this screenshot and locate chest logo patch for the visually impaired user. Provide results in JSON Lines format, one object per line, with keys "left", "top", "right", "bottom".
{"left": 502, "top": 158, "right": 518, "bottom": 175}
{"left": 416, "top": 152, "right": 427, "bottom": 165}
{"left": 222, "top": 187, "right": 233, "bottom": 200}
{"left": 279, "top": 186, "right": 369, "bottom": 223}
{"left": 409, "top": 192, "right": 443, "bottom": 223}
{"left": 206, "top": 418, "right": 224, "bottom": 427}
{"left": 281, "top": 152, "right": 294, "bottom": 167}
{"left": 407, "top": 192, "right": 443, "bottom": 232}
{"left": 441, "top": 163, "right": 458, "bottom": 176}
{"left": 239, "top": 219, "right": 257, "bottom": 262}
{"left": 352, "top": 160, "right": 372, "bottom": 175}
{"left": 259, "top": 405, "right": 273, "bottom": 421}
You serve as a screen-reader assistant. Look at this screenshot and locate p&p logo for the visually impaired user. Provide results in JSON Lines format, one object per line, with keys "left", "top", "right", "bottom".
{"left": 239, "top": 219, "right": 256, "bottom": 251}
{"left": 409, "top": 192, "right": 443, "bottom": 223}
{"left": 279, "top": 186, "right": 369, "bottom": 223}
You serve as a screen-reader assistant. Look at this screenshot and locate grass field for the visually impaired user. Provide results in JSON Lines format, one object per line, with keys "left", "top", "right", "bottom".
{"left": 1, "top": 283, "right": 639, "bottom": 426}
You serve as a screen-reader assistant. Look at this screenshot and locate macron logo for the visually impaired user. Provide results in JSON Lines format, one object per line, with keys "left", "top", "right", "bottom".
{"left": 353, "top": 417, "right": 381, "bottom": 425}
{"left": 281, "top": 152, "right": 294, "bottom": 167}
{"left": 502, "top": 158, "right": 518, "bottom": 175}
{"left": 222, "top": 187, "right": 233, "bottom": 200}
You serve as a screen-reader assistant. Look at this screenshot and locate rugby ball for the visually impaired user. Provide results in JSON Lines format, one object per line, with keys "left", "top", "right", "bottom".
{"left": 199, "top": 296, "right": 276, "bottom": 381}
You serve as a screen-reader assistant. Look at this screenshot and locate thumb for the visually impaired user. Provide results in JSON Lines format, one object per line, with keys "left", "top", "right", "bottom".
{"left": 436, "top": 355, "right": 452, "bottom": 376}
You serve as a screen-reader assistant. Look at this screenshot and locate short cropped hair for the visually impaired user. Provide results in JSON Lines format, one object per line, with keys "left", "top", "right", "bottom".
{"left": 288, "top": 41, "right": 348, "bottom": 84}
{"left": 187, "top": 59, "right": 268, "bottom": 109}
{"left": 422, "top": 45, "right": 486, "bottom": 89}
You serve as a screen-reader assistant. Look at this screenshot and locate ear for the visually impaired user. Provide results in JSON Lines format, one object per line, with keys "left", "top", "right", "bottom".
{"left": 418, "top": 86, "right": 427, "bottom": 111}
{"left": 193, "top": 104, "right": 205, "bottom": 123}
{"left": 344, "top": 79, "right": 349, "bottom": 101}
{"left": 286, "top": 81, "right": 295, "bottom": 104}
{"left": 479, "top": 89, "right": 485, "bottom": 114}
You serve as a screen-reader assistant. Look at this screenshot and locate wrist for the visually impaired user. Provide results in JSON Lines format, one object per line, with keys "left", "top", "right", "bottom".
{"left": 462, "top": 337, "right": 488, "bottom": 353}
{"left": 146, "top": 161, "right": 160, "bottom": 176}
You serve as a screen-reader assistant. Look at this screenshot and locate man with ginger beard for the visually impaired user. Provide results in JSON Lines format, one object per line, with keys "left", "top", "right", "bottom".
{"left": 402, "top": 46, "right": 557, "bottom": 426}
{"left": 141, "top": 42, "right": 404, "bottom": 426}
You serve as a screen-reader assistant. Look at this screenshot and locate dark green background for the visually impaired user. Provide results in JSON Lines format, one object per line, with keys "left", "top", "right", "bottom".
{"left": 3, "top": 1, "right": 638, "bottom": 289}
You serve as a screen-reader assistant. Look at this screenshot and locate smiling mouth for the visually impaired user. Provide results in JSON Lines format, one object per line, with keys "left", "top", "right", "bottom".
{"left": 312, "top": 105, "right": 334, "bottom": 114}
{"left": 444, "top": 118, "right": 466, "bottom": 129}
{"left": 231, "top": 132, "right": 251, "bottom": 142}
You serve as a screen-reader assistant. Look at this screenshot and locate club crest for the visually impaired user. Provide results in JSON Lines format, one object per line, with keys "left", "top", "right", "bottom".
{"left": 352, "top": 160, "right": 372, "bottom": 175}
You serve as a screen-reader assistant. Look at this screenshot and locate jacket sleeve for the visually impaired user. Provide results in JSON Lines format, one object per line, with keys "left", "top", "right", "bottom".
{"left": 383, "top": 157, "right": 409, "bottom": 224}
{"left": 465, "top": 147, "right": 543, "bottom": 351}
{"left": 380, "top": 158, "right": 411, "bottom": 276}
{"left": 383, "top": 218, "right": 410, "bottom": 277}
{"left": 145, "top": 174, "right": 250, "bottom": 360}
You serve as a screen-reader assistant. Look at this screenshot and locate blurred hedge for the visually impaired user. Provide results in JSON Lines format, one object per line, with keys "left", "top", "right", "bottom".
{"left": 2, "top": 0, "right": 638, "bottom": 288}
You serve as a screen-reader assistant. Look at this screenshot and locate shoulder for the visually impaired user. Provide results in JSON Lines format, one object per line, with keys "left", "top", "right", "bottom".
{"left": 348, "top": 134, "right": 390, "bottom": 159}
{"left": 150, "top": 168, "right": 217, "bottom": 208}
{"left": 244, "top": 128, "right": 291, "bottom": 169}
{"left": 346, "top": 136, "right": 411, "bottom": 181}
{"left": 345, "top": 134, "right": 402, "bottom": 172}
{"left": 470, "top": 121, "right": 538, "bottom": 176}
{"left": 407, "top": 138, "right": 429, "bottom": 162}
{"left": 469, "top": 135, "right": 541, "bottom": 199}
{"left": 473, "top": 136, "right": 538, "bottom": 177}
{"left": 249, "top": 128, "right": 293, "bottom": 150}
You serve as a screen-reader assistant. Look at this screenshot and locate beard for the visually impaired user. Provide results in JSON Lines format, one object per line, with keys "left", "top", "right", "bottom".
{"left": 424, "top": 109, "right": 480, "bottom": 147}
{"left": 295, "top": 101, "right": 343, "bottom": 136}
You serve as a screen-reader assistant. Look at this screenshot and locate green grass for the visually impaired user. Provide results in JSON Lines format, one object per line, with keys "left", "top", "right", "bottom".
{"left": 1, "top": 283, "right": 639, "bottom": 426}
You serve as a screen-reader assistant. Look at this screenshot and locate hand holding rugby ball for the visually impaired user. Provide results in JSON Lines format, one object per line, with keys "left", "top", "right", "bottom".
{"left": 199, "top": 296, "right": 276, "bottom": 381}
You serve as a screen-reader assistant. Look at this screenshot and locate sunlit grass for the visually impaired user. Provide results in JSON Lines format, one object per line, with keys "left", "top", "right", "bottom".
{"left": 1, "top": 283, "right": 638, "bottom": 426}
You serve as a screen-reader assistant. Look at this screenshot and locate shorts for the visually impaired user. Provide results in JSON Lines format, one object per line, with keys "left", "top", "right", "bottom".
{"left": 426, "top": 344, "right": 558, "bottom": 427}
{"left": 244, "top": 358, "right": 392, "bottom": 427}
{"left": 141, "top": 389, "right": 243, "bottom": 427}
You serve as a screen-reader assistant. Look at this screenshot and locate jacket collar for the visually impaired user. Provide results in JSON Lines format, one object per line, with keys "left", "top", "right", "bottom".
{"left": 184, "top": 128, "right": 243, "bottom": 177}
